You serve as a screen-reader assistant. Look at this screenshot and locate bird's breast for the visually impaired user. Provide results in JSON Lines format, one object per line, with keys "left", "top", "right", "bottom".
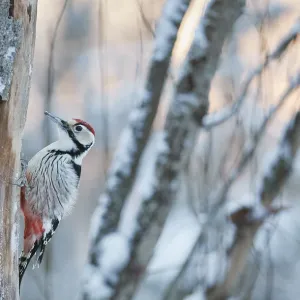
{"left": 25, "top": 151, "right": 80, "bottom": 219}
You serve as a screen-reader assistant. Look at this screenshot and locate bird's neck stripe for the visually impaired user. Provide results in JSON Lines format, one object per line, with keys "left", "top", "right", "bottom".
{"left": 65, "top": 127, "right": 87, "bottom": 154}
{"left": 49, "top": 143, "right": 92, "bottom": 158}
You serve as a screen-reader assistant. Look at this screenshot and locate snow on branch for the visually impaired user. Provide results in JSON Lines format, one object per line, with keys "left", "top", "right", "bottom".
{"left": 82, "top": 0, "right": 191, "bottom": 299}
{"left": 207, "top": 110, "right": 300, "bottom": 300}
{"left": 202, "top": 19, "right": 300, "bottom": 129}
{"left": 107, "top": 0, "right": 247, "bottom": 299}
{"left": 164, "top": 71, "right": 300, "bottom": 300}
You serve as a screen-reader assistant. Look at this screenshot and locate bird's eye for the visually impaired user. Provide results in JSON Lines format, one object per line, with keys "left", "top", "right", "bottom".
{"left": 74, "top": 125, "right": 83, "bottom": 132}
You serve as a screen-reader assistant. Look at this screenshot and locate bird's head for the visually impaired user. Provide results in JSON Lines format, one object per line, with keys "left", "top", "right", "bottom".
{"left": 45, "top": 111, "right": 95, "bottom": 159}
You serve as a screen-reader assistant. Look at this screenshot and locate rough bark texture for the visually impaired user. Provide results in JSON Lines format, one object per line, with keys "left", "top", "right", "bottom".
{"left": 0, "top": 0, "right": 38, "bottom": 299}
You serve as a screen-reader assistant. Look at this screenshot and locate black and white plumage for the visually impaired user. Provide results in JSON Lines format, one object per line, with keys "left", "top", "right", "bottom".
{"left": 19, "top": 111, "right": 95, "bottom": 287}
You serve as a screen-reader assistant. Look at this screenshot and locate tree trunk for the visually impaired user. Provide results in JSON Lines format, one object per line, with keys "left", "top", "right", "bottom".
{"left": 0, "top": 0, "right": 38, "bottom": 299}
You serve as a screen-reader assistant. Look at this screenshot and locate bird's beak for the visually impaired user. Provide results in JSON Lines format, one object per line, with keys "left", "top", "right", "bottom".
{"left": 44, "top": 111, "right": 69, "bottom": 132}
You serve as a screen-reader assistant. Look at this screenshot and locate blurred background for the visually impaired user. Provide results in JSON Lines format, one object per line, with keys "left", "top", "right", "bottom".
{"left": 20, "top": 0, "right": 300, "bottom": 299}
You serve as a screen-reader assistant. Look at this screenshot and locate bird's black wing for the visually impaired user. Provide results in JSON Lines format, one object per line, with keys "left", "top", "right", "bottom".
{"left": 71, "top": 161, "right": 81, "bottom": 187}
{"left": 37, "top": 218, "right": 60, "bottom": 265}
{"left": 19, "top": 218, "right": 60, "bottom": 290}
{"left": 19, "top": 239, "right": 41, "bottom": 288}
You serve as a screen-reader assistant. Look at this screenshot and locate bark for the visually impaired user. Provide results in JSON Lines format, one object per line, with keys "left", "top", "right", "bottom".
{"left": 0, "top": 0, "right": 38, "bottom": 299}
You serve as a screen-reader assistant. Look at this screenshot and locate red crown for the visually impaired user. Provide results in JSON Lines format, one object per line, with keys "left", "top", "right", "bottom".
{"left": 73, "top": 119, "right": 95, "bottom": 136}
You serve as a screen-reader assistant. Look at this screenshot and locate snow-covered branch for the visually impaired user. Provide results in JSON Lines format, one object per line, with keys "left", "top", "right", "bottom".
{"left": 202, "top": 19, "right": 300, "bottom": 129}
{"left": 109, "top": 0, "right": 246, "bottom": 299}
{"left": 82, "top": 0, "right": 246, "bottom": 299}
{"left": 164, "top": 71, "right": 300, "bottom": 300}
{"left": 82, "top": 0, "right": 191, "bottom": 299}
{"left": 207, "top": 109, "right": 300, "bottom": 300}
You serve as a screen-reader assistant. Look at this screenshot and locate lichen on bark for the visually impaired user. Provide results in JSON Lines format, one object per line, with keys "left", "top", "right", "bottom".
{"left": 0, "top": 0, "right": 22, "bottom": 101}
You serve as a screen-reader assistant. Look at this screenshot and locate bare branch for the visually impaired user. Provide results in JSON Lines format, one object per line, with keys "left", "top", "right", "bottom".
{"left": 136, "top": 0, "right": 155, "bottom": 38}
{"left": 202, "top": 19, "right": 300, "bottom": 129}
{"left": 207, "top": 109, "right": 300, "bottom": 300}
{"left": 43, "top": 2, "right": 68, "bottom": 299}
{"left": 46, "top": 0, "right": 68, "bottom": 111}
{"left": 164, "top": 71, "right": 300, "bottom": 299}
{"left": 97, "top": 0, "right": 110, "bottom": 176}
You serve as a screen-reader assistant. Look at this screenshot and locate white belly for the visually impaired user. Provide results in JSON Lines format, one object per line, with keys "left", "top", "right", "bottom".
{"left": 25, "top": 149, "right": 79, "bottom": 220}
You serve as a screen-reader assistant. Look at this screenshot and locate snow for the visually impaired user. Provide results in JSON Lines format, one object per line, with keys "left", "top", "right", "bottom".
{"left": 85, "top": 127, "right": 166, "bottom": 298}
{"left": 259, "top": 138, "right": 292, "bottom": 193}
{"left": 173, "top": 92, "right": 199, "bottom": 116}
{"left": 0, "top": 78, "right": 5, "bottom": 93}
{"left": 184, "top": 289, "right": 206, "bottom": 300}
{"left": 106, "top": 127, "right": 136, "bottom": 190}
{"left": 10, "top": 201, "right": 18, "bottom": 255}
{"left": 106, "top": 88, "right": 155, "bottom": 190}
{"left": 249, "top": 203, "right": 269, "bottom": 221}
{"left": 85, "top": 131, "right": 188, "bottom": 298}
{"left": 98, "top": 232, "right": 130, "bottom": 281}
{"left": 105, "top": 87, "right": 158, "bottom": 191}
{"left": 157, "top": 131, "right": 169, "bottom": 154}
{"left": 83, "top": 232, "right": 130, "bottom": 299}
{"left": 83, "top": 265, "right": 113, "bottom": 299}
{"left": 153, "top": 0, "right": 189, "bottom": 61}
{"left": 116, "top": 133, "right": 161, "bottom": 240}
{"left": 89, "top": 194, "right": 109, "bottom": 241}
{"left": 128, "top": 91, "right": 151, "bottom": 124}
{"left": 134, "top": 195, "right": 201, "bottom": 299}
{"left": 4, "top": 46, "right": 15, "bottom": 60}
{"left": 206, "top": 251, "right": 228, "bottom": 288}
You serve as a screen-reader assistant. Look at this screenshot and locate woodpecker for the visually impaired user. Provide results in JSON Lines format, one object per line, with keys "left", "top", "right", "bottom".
{"left": 19, "top": 111, "right": 95, "bottom": 286}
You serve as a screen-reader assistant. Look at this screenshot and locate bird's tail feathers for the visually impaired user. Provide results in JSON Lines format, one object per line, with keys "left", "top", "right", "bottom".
{"left": 19, "top": 240, "right": 41, "bottom": 289}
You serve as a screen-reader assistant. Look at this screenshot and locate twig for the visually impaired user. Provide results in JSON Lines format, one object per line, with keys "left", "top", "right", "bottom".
{"left": 202, "top": 19, "right": 300, "bottom": 129}
{"left": 207, "top": 110, "right": 300, "bottom": 300}
{"left": 211, "top": 71, "right": 300, "bottom": 206}
{"left": 164, "top": 71, "right": 300, "bottom": 299}
{"left": 44, "top": 2, "right": 69, "bottom": 300}
{"left": 97, "top": 0, "right": 110, "bottom": 177}
{"left": 136, "top": 0, "right": 155, "bottom": 37}
{"left": 136, "top": 0, "right": 177, "bottom": 82}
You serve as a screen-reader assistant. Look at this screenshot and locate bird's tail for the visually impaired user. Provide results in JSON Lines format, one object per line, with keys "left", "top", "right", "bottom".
{"left": 19, "top": 240, "right": 40, "bottom": 290}
{"left": 19, "top": 218, "right": 60, "bottom": 292}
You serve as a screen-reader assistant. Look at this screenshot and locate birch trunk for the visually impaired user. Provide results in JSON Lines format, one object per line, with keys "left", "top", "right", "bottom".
{"left": 0, "top": 0, "right": 38, "bottom": 299}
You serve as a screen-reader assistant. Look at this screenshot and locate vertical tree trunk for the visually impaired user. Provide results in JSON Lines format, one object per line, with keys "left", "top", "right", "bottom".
{"left": 0, "top": 0, "right": 38, "bottom": 299}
